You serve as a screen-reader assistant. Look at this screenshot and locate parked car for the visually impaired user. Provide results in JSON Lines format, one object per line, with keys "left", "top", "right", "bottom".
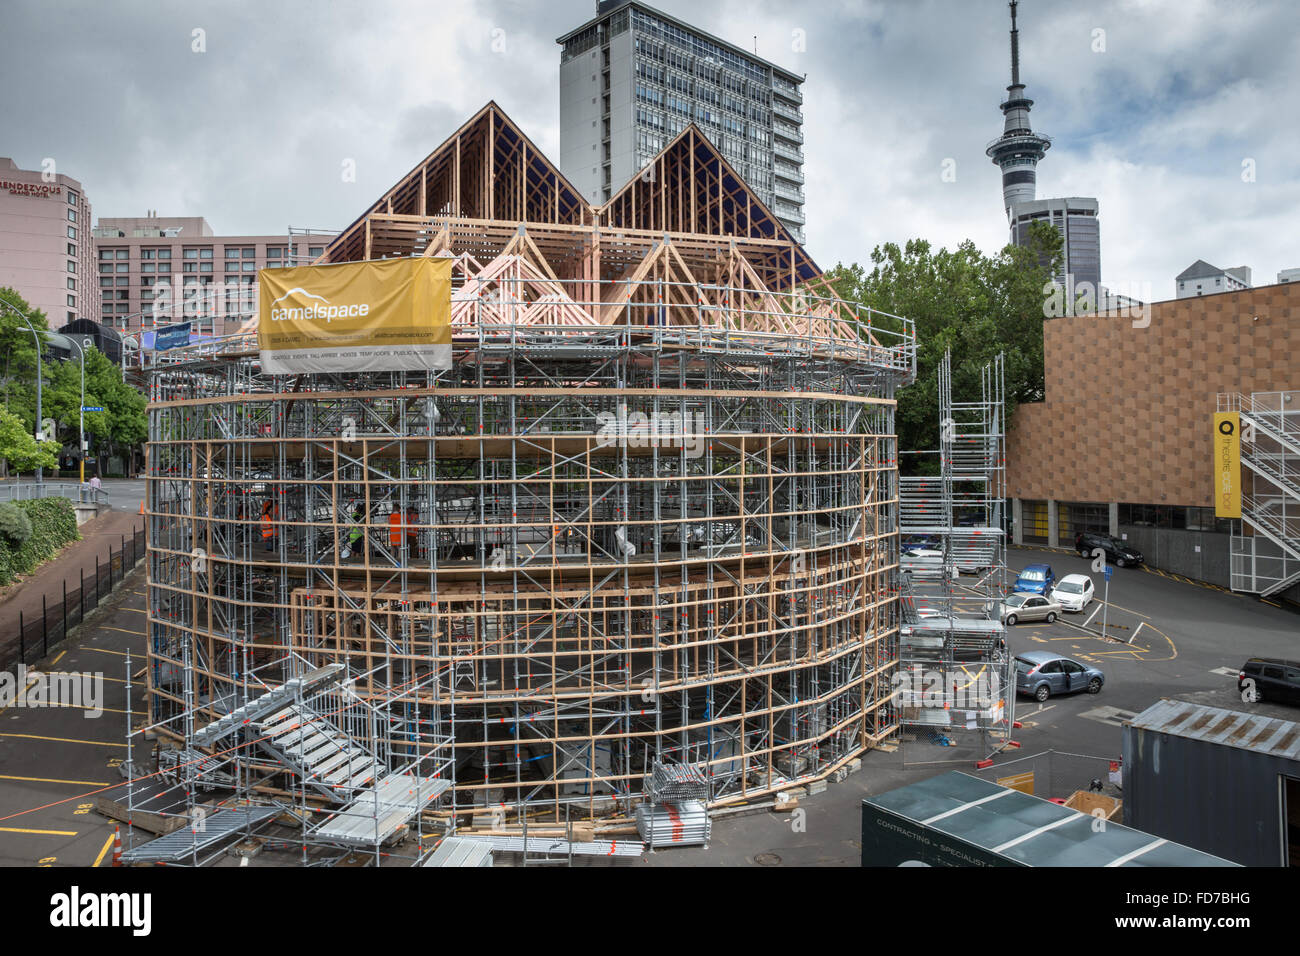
{"left": 1013, "top": 563, "right": 1056, "bottom": 595}
{"left": 1015, "top": 651, "right": 1105, "bottom": 701}
{"left": 1000, "top": 592, "right": 1061, "bottom": 625}
{"left": 1054, "top": 573, "right": 1095, "bottom": 612}
{"left": 1238, "top": 658, "right": 1300, "bottom": 706}
{"left": 1074, "top": 531, "right": 1144, "bottom": 568}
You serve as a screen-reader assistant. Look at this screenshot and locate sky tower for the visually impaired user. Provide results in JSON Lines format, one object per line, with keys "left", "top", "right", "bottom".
{"left": 985, "top": 0, "right": 1052, "bottom": 216}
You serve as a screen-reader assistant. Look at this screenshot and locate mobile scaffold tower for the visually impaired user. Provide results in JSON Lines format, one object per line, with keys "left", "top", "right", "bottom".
{"left": 896, "top": 352, "right": 1014, "bottom": 761}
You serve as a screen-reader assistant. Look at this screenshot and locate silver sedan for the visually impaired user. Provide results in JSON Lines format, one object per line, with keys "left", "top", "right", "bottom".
{"left": 1000, "top": 592, "right": 1062, "bottom": 626}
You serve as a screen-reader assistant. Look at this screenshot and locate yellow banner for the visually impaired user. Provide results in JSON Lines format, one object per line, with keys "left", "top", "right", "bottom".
{"left": 1214, "top": 412, "right": 1241, "bottom": 519}
{"left": 258, "top": 257, "right": 451, "bottom": 373}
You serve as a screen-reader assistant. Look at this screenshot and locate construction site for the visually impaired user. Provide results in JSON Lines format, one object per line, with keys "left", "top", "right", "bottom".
{"left": 128, "top": 104, "right": 921, "bottom": 864}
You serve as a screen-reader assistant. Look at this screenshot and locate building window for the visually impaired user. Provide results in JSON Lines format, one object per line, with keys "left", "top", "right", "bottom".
{"left": 116, "top": 249, "right": 128, "bottom": 260}
{"left": 67, "top": 278, "right": 76, "bottom": 291}
{"left": 67, "top": 295, "right": 76, "bottom": 307}
{"left": 67, "top": 226, "right": 77, "bottom": 240}
{"left": 184, "top": 248, "right": 199, "bottom": 260}
{"left": 67, "top": 190, "right": 78, "bottom": 204}
{"left": 67, "top": 243, "right": 77, "bottom": 256}
{"left": 67, "top": 260, "right": 76, "bottom": 273}
{"left": 68, "top": 209, "right": 76, "bottom": 223}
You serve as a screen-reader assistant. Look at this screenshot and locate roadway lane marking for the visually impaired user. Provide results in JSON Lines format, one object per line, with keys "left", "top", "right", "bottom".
{"left": 0, "top": 733, "right": 127, "bottom": 748}
{"left": 100, "top": 627, "right": 145, "bottom": 636}
{"left": 1210, "top": 667, "right": 1239, "bottom": 677}
{"left": 49, "top": 651, "right": 66, "bottom": 666}
{"left": 81, "top": 646, "right": 129, "bottom": 657}
{"left": 0, "top": 826, "right": 78, "bottom": 836}
{"left": 0, "top": 774, "right": 113, "bottom": 787}
{"left": 1079, "top": 705, "right": 1139, "bottom": 727}
{"left": 92, "top": 833, "right": 114, "bottom": 867}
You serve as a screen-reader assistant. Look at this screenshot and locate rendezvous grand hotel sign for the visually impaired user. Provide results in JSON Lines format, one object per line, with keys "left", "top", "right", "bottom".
{"left": 257, "top": 257, "right": 452, "bottom": 374}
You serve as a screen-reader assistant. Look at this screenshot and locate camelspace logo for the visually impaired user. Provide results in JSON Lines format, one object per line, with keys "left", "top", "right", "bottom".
{"left": 49, "top": 887, "right": 151, "bottom": 936}
{"left": 268, "top": 288, "right": 371, "bottom": 323}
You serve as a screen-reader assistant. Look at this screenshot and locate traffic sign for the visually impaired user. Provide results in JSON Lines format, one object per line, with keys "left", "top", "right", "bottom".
{"left": 1104, "top": 566, "right": 1113, "bottom": 581}
{"left": 82, "top": 406, "right": 104, "bottom": 412}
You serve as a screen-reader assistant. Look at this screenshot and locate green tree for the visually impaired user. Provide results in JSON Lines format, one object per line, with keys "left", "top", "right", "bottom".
{"left": 0, "top": 287, "right": 49, "bottom": 430}
{"left": 46, "top": 345, "right": 147, "bottom": 472}
{"left": 0, "top": 405, "right": 58, "bottom": 475}
{"left": 825, "top": 221, "right": 1063, "bottom": 473}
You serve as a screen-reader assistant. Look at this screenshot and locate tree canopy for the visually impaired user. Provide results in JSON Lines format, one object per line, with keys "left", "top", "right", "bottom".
{"left": 824, "top": 221, "right": 1063, "bottom": 472}
{"left": 0, "top": 287, "right": 146, "bottom": 476}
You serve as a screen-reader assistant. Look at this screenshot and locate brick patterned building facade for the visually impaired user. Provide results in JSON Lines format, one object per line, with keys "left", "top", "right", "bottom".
{"left": 1006, "top": 281, "right": 1299, "bottom": 594}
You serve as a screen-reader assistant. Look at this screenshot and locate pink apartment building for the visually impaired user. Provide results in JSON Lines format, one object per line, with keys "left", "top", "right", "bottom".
{"left": 92, "top": 215, "right": 335, "bottom": 337}
{"left": 0, "top": 157, "right": 96, "bottom": 326}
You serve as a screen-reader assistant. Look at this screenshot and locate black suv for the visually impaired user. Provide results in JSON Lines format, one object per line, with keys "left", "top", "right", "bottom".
{"left": 1238, "top": 658, "right": 1300, "bottom": 706}
{"left": 1074, "top": 531, "right": 1144, "bottom": 567}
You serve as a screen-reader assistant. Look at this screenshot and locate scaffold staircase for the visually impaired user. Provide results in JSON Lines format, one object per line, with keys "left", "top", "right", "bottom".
{"left": 1222, "top": 392, "right": 1300, "bottom": 596}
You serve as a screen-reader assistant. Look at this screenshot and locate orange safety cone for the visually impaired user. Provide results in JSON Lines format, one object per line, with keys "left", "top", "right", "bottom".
{"left": 111, "top": 824, "right": 123, "bottom": 867}
{"left": 139, "top": 501, "right": 145, "bottom": 515}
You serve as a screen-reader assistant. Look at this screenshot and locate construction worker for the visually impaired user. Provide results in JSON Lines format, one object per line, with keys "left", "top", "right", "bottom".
{"left": 387, "top": 504, "right": 405, "bottom": 559}
{"left": 341, "top": 503, "right": 365, "bottom": 561}
{"left": 260, "top": 499, "right": 279, "bottom": 552}
{"left": 405, "top": 504, "right": 420, "bottom": 559}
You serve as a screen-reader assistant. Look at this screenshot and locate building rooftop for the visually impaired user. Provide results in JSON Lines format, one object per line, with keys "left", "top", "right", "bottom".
{"left": 556, "top": 0, "right": 804, "bottom": 83}
{"left": 1127, "top": 699, "right": 1300, "bottom": 761}
{"left": 1175, "top": 259, "right": 1224, "bottom": 281}
{"left": 864, "top": 770, "right": 1238, "bottom": 867}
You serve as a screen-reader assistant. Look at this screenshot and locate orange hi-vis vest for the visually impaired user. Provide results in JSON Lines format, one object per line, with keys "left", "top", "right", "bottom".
{"left": 260, "top": 504, "right": 278, "bottom": 539}
{"left": 388, "top": 511, "right": 405, "bottom": 546}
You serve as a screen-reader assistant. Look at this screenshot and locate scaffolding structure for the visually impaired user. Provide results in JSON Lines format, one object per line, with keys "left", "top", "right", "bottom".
{"left": 142, "top": 103, "right": 917, "bottom": 848}
{"left": 1220, "top": 390, "right": 1300, "bottom": 596}
{"left": 895, "top": 352, "right": 1012, "bottom": 759}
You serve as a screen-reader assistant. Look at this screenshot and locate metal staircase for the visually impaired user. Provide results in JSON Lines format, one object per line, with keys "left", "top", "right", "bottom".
{"left": 1222, "top": 392, "right": 1300, "bottom": 596}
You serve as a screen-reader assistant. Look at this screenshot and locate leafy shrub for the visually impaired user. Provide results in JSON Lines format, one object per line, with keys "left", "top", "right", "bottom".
{"left": 0, "top": 501, "right": 33, "bottom": 545}
{"left": 0, "top": 497, "right": 80, "bottom": 586}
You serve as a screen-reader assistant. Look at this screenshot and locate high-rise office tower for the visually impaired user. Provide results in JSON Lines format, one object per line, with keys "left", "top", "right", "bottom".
{"left": 558, "top": 1, "right": 806, "bottom": 242}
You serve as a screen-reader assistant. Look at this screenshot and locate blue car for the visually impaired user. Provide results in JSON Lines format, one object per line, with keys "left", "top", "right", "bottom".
{"left": 1014, "top": 563, "right": 1055, "bottom": 595}
{"left": 1015, "top": 651, "right": 1105, "bottom": 702}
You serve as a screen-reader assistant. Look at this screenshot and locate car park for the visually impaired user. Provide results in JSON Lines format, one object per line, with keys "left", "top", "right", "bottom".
{"left": 999, "top": 592, "right": 1061, "bottom": 625}
{"left": 1074, "top": 531, "right": 1144, "bottom": 568}
{"left": 1013, "top": 563, "right": 1055, "bottom": 595}
{"left": 1238, "top": 658, "right": 1300, "bottom": 706}
{"left": 1014, "top": 651, "right": 1105, "bottom": 701}
{"left": 1053, "top": 573, "right": 1095, "bottom": 612}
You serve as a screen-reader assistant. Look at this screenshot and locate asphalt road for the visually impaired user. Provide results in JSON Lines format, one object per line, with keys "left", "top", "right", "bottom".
{"left": 0, "top": 546, "right": 1295, "bottom": 867}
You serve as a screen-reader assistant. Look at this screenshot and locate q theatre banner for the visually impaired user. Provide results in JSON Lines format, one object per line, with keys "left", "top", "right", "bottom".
{"left": 258, "top": 257, "right": 451, "bottom": 374}
{"left": 1213, "top": 412, "right": 1241, "bottom": 519}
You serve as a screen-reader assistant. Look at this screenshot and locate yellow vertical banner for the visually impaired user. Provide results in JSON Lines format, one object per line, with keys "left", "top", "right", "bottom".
{"left": 1213, "top": 412, "right": 1241, "bottom": 519}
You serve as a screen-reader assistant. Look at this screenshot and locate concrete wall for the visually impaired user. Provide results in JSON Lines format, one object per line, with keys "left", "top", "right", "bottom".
{"left": 1117, "top": 525, "right": 1232, "bottom": 588}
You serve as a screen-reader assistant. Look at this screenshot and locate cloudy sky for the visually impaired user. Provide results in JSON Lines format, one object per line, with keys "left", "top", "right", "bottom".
{"left": 4, "top": 0, "right": 1297, "bottom": 298}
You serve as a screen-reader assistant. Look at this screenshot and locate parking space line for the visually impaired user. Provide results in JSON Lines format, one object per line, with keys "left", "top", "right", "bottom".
{"left": 100, "top": 626, "right": 145, "bottom": 637}
{"left": 0, "top": 826, "right": 78, "bottom": 836}
{"left": 0, "top": 733, "right": 127, "bottom": 749}
{"left": 92, "top": 833, "right": 115, "bottom": 867}
{"left": 0, "top": 774, "right": 113, "bottom": 787}
{"left": 80, "top": 646, "right": 129, "bottom": 657}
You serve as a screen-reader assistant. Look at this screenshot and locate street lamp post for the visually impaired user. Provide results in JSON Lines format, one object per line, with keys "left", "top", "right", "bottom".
{"left": 66, "top": 337, "right": 88, "bottom": 485}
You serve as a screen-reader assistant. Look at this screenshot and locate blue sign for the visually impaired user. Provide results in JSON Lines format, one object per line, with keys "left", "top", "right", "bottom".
{"left": 155, "top": 322, "right": 192, "bottom": 351}
{"left": 1104, "top": 566, "right": 1113, "bottom": 581}
{"left": 81, "top": 406, "right": 104, "bottom": 412}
